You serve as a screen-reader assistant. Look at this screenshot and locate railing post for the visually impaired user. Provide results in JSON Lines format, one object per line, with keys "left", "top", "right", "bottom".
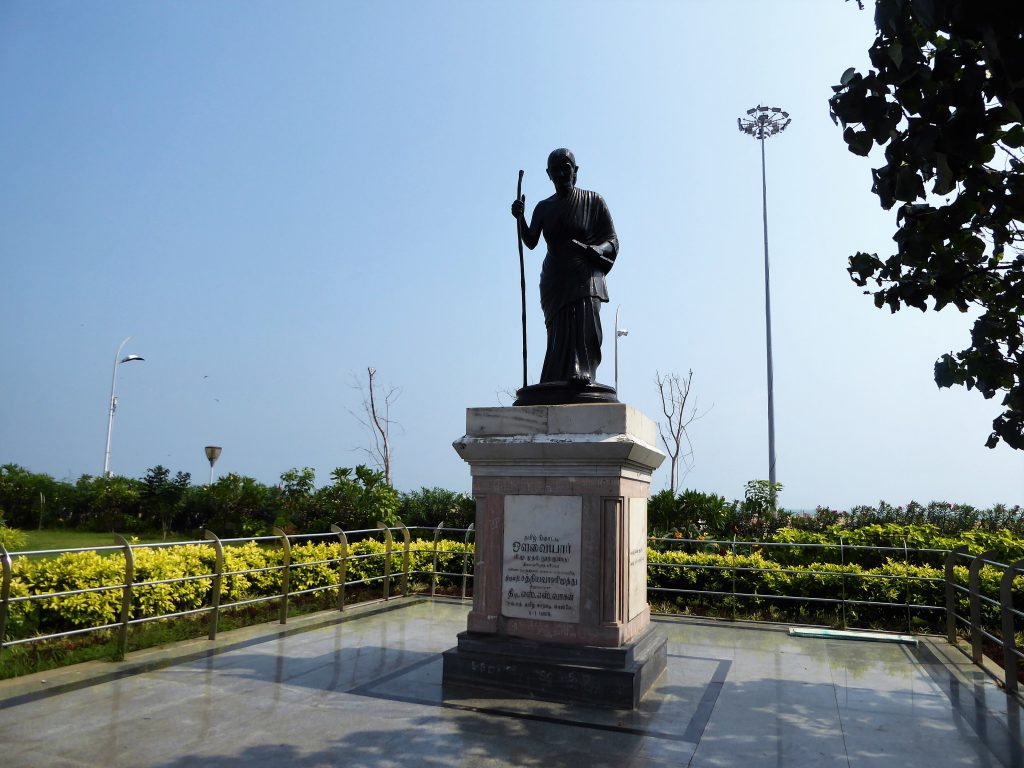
{"left": 114, "top": 534, "right": 135, "bottom": 660}
{"left": 377, "top": 522, "right": 393, "bottom": 601}
{"left": 946, "top": 545, "right": 970, "bottom": 644}
{"left": 969, "top": 549, "right": 998, "bottom": 665}
{"left": 398, "top": 520, "right": 411, "bottom": 598}
{"left": 0, "top": 544, "right": 11, "bottom": 659}
{"left": 330, "top": 525, "right": 348, "bottom": 612}
{"left": 903, "top": 538, "right": 912, "bottom": 635}
{"left": 840, "top": 537, "right": 847, "bottom": 630}
{"left": 730, "top": 535, "right": 737, "bottom": 622}
{"left": 461, "top": 524, "right": 474, "bottom": 600}
{"left": 203, "top": 530, "right": 224, "bottom": 641}
{"left": 272, "top": 527, "right": 291, "bottom": 624}
{"left": 1000, "top": 558, "right": 1024, "bottom": 693}
{"left": 431, "top": 523, "right": 444, "bottom": 598}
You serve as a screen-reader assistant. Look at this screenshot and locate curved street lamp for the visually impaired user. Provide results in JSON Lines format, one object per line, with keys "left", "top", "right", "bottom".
{"left": 738, "top": 105, "right": 791, "bottom": 493}
{"left": 103, "top": 336, "right": 145, "bottom": 477}
{"left": 614, "top": 305, "right": 628, "bottom": 395}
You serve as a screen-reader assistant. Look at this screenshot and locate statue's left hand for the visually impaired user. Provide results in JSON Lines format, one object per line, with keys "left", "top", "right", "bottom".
{"left": 573, "top": 239, "right": 614, "bottom": 273}
{"left": 571, "top": 239, "right": 597, "bottom": 257}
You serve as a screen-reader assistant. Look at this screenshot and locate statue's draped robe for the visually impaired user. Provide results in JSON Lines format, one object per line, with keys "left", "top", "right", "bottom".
{"left": 538, "top": 188, "right": 618, "bottom": 383}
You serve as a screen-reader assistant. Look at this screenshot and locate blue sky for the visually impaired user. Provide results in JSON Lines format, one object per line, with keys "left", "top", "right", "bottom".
{"left": 1, "top": 1, "right": 1021, "bottom": 509}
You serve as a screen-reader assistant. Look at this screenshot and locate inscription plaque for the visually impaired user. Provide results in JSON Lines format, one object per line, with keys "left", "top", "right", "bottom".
{"left": 502, "top": 495, "right": 582, "bottom": 622}
{"left": 628, "top": 497, "right": 648, "bottom": 621}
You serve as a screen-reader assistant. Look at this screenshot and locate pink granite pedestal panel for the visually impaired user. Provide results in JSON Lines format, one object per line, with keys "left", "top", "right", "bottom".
{"left": 467, "top": 475, "right": 652, "bottom": 646}
{"left": 451, "top": 404, "right": 666, "bottom": 648}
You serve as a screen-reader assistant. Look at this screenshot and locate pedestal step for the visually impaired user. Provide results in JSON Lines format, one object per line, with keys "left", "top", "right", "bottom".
{"left": 441, "top": 626, "right": 667, "bottom": 709}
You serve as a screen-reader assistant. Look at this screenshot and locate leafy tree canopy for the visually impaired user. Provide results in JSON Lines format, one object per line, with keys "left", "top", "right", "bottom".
{"left": 830, "top": 0, "right": 1024, "bottom": 448}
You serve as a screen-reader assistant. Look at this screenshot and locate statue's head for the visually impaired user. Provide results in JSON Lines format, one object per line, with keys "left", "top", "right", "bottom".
{"left": 546, "top": 148, "right": 578, "bottom": 195}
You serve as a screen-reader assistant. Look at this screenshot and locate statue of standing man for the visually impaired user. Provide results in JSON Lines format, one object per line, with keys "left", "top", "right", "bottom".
{"left": 511, "top": 149, "right": 620, "bottom": 405}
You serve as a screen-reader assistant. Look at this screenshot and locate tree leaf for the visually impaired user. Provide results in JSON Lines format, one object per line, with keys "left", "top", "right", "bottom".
{"left": 894, "top": 165, "right": 925, "bottom": 201}
{"left": 1002, "top": 125, "right": 1024, "bottom": 149}
{"left": 888, "top": 40, "right": 904, "bottom": 68}
{"left": 910, "top": 0, "right": 937, "bottom": 29}
{"left": 934, "top": 355, "right": 957, "bottom": 388}
{"left": 933, "top": 153, "right": 955, "bottom": 195}
{"left": 843, "top": 126, "right": 874, "bottom": 156}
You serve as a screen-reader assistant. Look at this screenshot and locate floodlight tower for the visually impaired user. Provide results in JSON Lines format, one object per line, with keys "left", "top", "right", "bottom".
{"left": 737, "top": 105, "right": 791, "bottom": 493}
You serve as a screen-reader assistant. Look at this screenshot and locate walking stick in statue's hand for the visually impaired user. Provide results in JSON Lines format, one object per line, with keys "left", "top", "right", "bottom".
{"left": 517, "top": 170, "right": 527, "bottom": 390}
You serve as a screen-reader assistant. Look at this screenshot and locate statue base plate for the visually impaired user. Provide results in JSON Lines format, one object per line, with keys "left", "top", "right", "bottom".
{"left": 513, "top": 381, "right": 619, "bottom": 406}
{"left": 441, "top": 626, "right": 667, "bottom": 709}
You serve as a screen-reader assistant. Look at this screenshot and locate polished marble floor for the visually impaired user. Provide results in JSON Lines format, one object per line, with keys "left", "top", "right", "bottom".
{"left": 0, "top": 598, "right": 1020, "bottom": 767}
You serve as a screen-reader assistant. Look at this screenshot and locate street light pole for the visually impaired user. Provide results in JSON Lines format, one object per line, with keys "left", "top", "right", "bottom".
{"left": 738, "top": 105, "right": 790, "bottom": 493}
{"left": 103, "top": 337, "right": 145, "bottom": 477}
{"left": 204, "top": 446, "right": 222, "bottom": 485}
{"left": 614, "top": 305, "right": 628, "bottom": 395}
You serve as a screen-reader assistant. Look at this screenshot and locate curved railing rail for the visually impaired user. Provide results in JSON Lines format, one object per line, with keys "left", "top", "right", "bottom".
{"left": 647, "top": 535, "right": 1022, "bottom": 691}
{"left": 0, "top": 521, "right": 475, "bottom": 662}
{"left": 1, "top": 528, "right": 1020, "bottom": 691}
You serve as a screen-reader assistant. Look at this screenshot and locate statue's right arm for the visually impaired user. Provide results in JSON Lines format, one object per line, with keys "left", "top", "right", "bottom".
{"left": 511, "top": 196, "right": 542, "bottom": 250}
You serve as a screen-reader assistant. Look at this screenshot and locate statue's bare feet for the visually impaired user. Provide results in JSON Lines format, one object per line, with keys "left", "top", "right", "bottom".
{"left": 569, "top": 374, "right": 591, "bottom": 387}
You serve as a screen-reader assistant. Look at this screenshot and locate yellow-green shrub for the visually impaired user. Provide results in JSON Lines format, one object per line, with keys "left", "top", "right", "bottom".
{"left": 17, "top": 550, "right": 124, "bottom": 629}
{"left": 646, "top": 546, "right": 965, "bottom": 630}
{"left": 5, "top": 537, "right": 475, "bottom": 641}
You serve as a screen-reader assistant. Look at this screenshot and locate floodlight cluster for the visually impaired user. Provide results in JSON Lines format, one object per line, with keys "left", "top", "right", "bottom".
{"left": 737, "top": 105, "right": 792, "bottom": 140}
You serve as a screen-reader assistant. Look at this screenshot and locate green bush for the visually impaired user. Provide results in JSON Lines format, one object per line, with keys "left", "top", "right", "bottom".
{"left": 646, "top": 542, "right": 1024, "bottom": 633}
{"left": 780, "top": 500, "right": 1024, "bottom": 537}
{"left": 0, "top": 523, "right": 27, "bottom": 550}
{"left": 398, "top": 487, "right": 475, "bottom": 530}
{"left": 5, "top": 536, "right": 475, "bottom": 642}
{"left": 648, "top": 489, "right": 732, "bottom": 538}
{"left": 770, "top": 524, "right": 1024, "bottom": 569}
{"left": 16, "top": 550, "right": 125, "bottom": 630}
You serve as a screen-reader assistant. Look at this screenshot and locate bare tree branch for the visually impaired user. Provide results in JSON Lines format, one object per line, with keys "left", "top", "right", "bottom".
{"left": 496, "top": 387, "right": 518, "bottom": 406}
{"left": 349, "top": 367, "right": 401, "bottom": 486}
{"left": 655, "top": 370, "right": 708, "bottom": 494}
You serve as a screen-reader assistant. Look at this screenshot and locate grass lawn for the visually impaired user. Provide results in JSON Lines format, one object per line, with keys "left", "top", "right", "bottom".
{"left": 18, "top": 529, "right": 191, "bottom": 554}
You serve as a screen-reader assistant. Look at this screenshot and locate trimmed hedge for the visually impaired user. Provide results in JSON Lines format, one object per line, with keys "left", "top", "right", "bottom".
{"left": 6, "top": 533, "right": 1023, "bottom": 643}
{"left": 770, "top": 523, "right": 1024, "bottom": 565}
{"left": 647, "top": 546, "right": 1024, "bottom": 632}
{"left": 5, "top": 538, "right": 473, "bottom": 642}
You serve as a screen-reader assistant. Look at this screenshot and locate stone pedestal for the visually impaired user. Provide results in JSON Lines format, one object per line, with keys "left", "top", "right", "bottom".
{"left": 441, "top": 403, "right": 667, "bottom": 709}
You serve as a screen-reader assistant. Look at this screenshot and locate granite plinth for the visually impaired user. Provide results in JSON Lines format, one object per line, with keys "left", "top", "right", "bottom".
{"left": 447, "top": 402, "right": 666, "bottom": 708}
{"left": 453, "top": 403, "right": 664, "bottom": 478}
{"left": 442, "top": 626, "right": 667, "bottom": 709}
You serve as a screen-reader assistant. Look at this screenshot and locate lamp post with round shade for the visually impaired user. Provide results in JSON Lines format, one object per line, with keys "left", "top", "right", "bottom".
{"left": 102, "top": 337, "right": 145, "bottom": 477}
{"left": 205, "top": 446, "right": 222, "bottom": 485}
{"left": 737, "top": 105, "right": 790, "bottom": 495}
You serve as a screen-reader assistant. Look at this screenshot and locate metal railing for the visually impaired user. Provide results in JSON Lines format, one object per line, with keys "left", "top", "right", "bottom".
{"left": 0, "top": 521, "right": 475, "bottom": 662}
{"left": 647, "top": 535, "right": 1023, "bottom": 691}
{"left": 1, "top": 528, "right": 1020, "bottom": 692}
{"left": 647, "top": 535, "right": 948, "bottom": 630}
{"left": 943, "top": 546, "right": 1024, "bottom": 693}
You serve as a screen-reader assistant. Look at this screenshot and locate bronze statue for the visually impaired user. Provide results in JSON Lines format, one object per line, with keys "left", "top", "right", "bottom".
{"left": 511, "top": 149, "right": 619, "bottom": 405}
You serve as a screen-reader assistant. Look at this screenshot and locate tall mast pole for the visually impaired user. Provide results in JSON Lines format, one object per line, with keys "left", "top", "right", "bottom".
{"left": 760, "top": 133, "right": 776, "bottom": 490}
{"left": 738, "top": 105, "right": 790, "bottom": 500}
